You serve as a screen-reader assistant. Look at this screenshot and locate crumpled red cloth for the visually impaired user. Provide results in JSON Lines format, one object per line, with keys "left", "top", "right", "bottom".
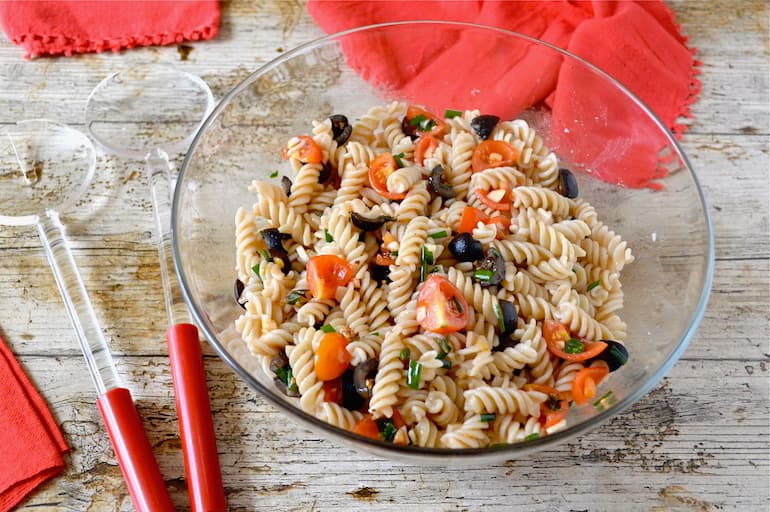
{"left": 307, "top": 1, "right": 701, "bottom": 190}
{"left": 0, "top": 1, "right": 220, "bottom": 59}
{"left": 0, "top": 337, "right": 68, "bottom": 512}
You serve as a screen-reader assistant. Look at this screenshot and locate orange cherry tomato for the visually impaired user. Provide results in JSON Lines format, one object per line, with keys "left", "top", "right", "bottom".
{"left": 368, "top": 153, "right": 406, "bottom": 200}
{"left": 306, "top": 255, "right": 353, "bottom": 300}
{"left": 458, "top": 206, "right": 491, "bottom": 234}
{"left": 416, "top": 274, "right": 469, "bottom": 334}
{"left": 405, "top": 105, "right": 447, "bottom": 138}
{"left": 525, "top": 383, "right": 570, "bottom": 429}
{"left": 315, "top": 332, "right": 351, "bottom": 381}
{"left": 488, "top": 214, "right": 510, "bottom": 239}
{"left": 281, "top": 135, "right": 323, "bottom": 164}
{"left": 352, "top": 415, "right": 381, "bottom": 440}
{"left": 391, "top": 409, "right": 406, "bottom": 429}
{"left": 475, "top": 188, "right": 512, "bottom": 211}
{"left": 542, "top": 320, "right": 608, "bottom": 362}
{"left": 572, "top": 366, "right": 610, "bottom": 405}
{"left": 322, "top": 378, "right": 343, "bottom": 404}
{"left": 471, "top": 140, "right": 517, "bottom": 173}
{"left": 414, "top": 133, "right": 439, "bottom": 165}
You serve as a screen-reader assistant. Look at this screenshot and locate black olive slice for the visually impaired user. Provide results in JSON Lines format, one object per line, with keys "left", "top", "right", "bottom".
{"left": 401, "top": 116, "right": 419, "bottom": 140}
{"left": 341, "top": 369, "right": 365, "bottom": 410}
{"left": 471, "top": 114, "right": 500, "bottom": 140}
{"left": 353, "top": 359, "right": 378, "bottom": 399}
{"left": 329, "top": 114, "right": 352, "bottom": 145}
{"left": 350, "top": 212, "right": 394, "bottom": 232}
{"left": 474, "top": 248, "right": 504, "bottom": 287}
{"left": 592, "top": 340, "right": 629, "bottom": 372}
{"left": 559, "top": 168, "right": 579, "bottom": 198}
{"left": 234, "top": 278, "right": 246, "bottom": 309}
{"left": 448, "top": 233, "right": 484, "bottom": 262}
{"left": 260, "top": 228, "right": 291, "bottom": 250}
{"left": 370, "top": 263, "right": 391, "bottom": 285}
{"left": 428, "top": 165, "right": 456, "bottom": 199}
{"left": 269, "top": 352, "right": 289, "bottom": 374}
{"left": 281, "top": 176, "right": 292, "bottom": 197}
{"left": 269, "top": 247, "right": 292, "bottom": 275}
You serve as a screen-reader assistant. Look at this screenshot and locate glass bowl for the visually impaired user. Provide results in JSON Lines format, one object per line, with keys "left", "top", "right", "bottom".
{"left": 172, "top": 21, "right": 713, "bottom": 463}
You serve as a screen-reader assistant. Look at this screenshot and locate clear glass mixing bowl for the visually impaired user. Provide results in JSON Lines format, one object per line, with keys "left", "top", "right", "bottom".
{"left": 172, "top": 22, "right": 713, "bottom": 463}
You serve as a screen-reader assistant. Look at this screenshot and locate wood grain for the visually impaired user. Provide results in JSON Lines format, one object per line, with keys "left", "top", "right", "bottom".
{"left": 0, "top": 1, "right": 768, "bottom": 511}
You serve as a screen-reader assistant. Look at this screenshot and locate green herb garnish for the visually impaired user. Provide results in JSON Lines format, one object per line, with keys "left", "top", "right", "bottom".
{"left": 286, "top": 289, "right": 309, "bottom": 306}
{"left": 494, "top": 302, "right": 505, "bottom": 333}
{"left": 409, "top": 114, "right": 435, "bottom": 131}
{"left": 428, "top": 230, "right": 448, "bottom": 239}
{"left": 393, "top": 152, "right": 406, "bottom": 168}
{"left": 251, "top": 263, "right": 261, "bottom": 277}
{"left": 259, "top": 248, "right": 273, "bottom": 262}
{"left": 321, "top": 324, "right": 336, "bottom": 333}
{"left": 376, "top": 418, "right": 398, "bottom": 442}
{"left": 451, "top": 296, "right": 465, "bottom": 314}
{"left": 480, "top": 413, "right": 496, "bottom": 423}
{"left": 419, "top": 245, "right": 434, "bottom": 282}
{"left": 564, "top": 338, "right": 585, "bottom": 354}
{"left": 440, "top": 358, "right": 452, "bottom": 369}
{"left": 439, "top": 337, "right": 451, "bottom": 354}
{"left": 399, "top": 348, "right": 411, "bottom": 361}
{"left": 269, "top": 170, "right": 279, "bottom": 178}
{"left": 523, "top": 433, "right": 540, "bottom": 442}
{"left": 593, "top": 390, "right": 615, "bottom": 411}
{"left": 407, "top": 360, "right": 422, "bottom": 389}
{"left": 274, "top": 365, "right": 298, "bottom": 394}
{"left": 324, "top": 229, "right": 334, "bottom": 243}
{"left": 473, "top": 269, "right": 495, "bottom": 282}
{"left": 444, "top": 109, "right": 462, "bottom": 119}
{"left": 587, "top": 280, "right": 602, "bottom": 291}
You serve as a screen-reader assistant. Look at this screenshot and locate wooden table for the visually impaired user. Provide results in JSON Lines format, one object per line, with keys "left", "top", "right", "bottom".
{"left": 1, "top": 2, "right": 768, "bottom": 510}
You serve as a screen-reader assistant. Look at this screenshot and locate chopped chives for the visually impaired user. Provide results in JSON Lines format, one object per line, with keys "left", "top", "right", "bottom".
{"left": 523, "top": 433, "right": 540, "bottom": 442}
{"left": 409, "top": 114, "right": 427, "bottom": 127}
{"left": 428, "top": 230, "right": 448, "bottom": 239}
{"left": 324, "top": 229, "right": 334, "bottom": 243}
{"left": 251, "top": 263, "right": 261, "bottom": 277}
{"left": 451, "top": 296, "right": 464, "bottom": 313}
{"left": 321, "top": 324, "right": 336, "bottom": 333}
{"left": 407, "top": 360, "right": 422, "bottom": 389}
{"left": 393, "top": 152, "right": 406, "bottom": 168}
{"left": 473, "top": 269, "right": 495, "bottom": 282}
{"left": 376, "top": 418, "right": 398, "bottom": 442}
{"left": 399, "top": 347, "right": 411, "bottom": 360}
{"left": 440, "top": 358, "right": 452, "bottom": 369}
{"left": 593, "top": 390, "right": 615, "bottom": 411}
{"left": 269, "top": 170, "right": 279, "bottom": 178}
{"left": 587, "top": 280, "right": 602, "bottom": 291}
{"left": 494, "top": 302, "right": 505, "bottom": 332}
{"left": 564, "top": 338, "right": 585, "bottom": 354}
{"left": 420, "top": 245, "right": 434, "bottom": 282}
{"left": 444, "top": 109, "right": 462, "bottom": 119}
{"left": 370, "top": 331, "right": 380, "bottom": 337}
{"left": 480, "top": 413, "right": 496, "bottom": 423}
{"left": 259, "top": 248, "right": 273, "bottom": 261}
{"left": 439, "top": 337, "right": 451, "bottom": 354}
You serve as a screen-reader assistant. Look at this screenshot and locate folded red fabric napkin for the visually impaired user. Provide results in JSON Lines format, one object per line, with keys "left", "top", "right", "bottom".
{"left": 0, "top": 337, "right": 68, "bottom": 512}
{"left": 307, "top": 1, "right": 701, "bottom": 190}
{"left": 0, "top": 0, "right": 220, "bottom": 58}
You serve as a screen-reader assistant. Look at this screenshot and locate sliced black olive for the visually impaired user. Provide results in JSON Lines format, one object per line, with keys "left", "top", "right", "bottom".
{"left": 370, "top": 263, "right": 391, "bottom": 285}
{"left": 234, "top": 278, "right": 246, "bottom": 309}
{"left": 350, "top": 212, "right": 394, "bottom": 232}
{"left": 269, "top": 352, "right": 289, "bottom": 374}
{"left": 341, "top": 369, "right": 365, "bottom": 410}
{"left": 269, "top": 247, "right": 292, "bottom": 275}
{"left": 318, "top": 161, "right": 332, "bottom": 183}
{"left": 281, "top": 176, "right": 292, "bottom": 197}
{"left": 260, "top": 228, "right": 291, "bottom": 250}
{"left": 499, "top": 299, "right": 518, "bottom": 338}
{"left": 353, "top": 359, "right": 378, "bottom": 399}
{"left": 428, "top": 165, "right": 455, "bottom": 199}
{"left": 559, "top": 168, "right": 579, "bottom": 198}
{"left": 329, "top": 114, "right": 352, "bottom": 145}
{"left": 273, "top": 376, "right": 300, "bottom": 397}
{"left": 474, "top": 248, "right": 504, "bottom": 287}
{"left": 401, "top": 116, "right": 419, "bottom": 140}
{"left": 471, "top": 114, "right": 500, "bottom": 140}
{"left": 591, "top": 340, "right": 629, "bottom": 372}
{"left": 448, "top": 233, "right": 484, "bottom": 262}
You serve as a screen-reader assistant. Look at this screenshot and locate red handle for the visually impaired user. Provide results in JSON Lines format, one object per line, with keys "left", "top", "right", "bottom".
{"left": 166, "top": 323, "right": 227, "bottom": 512}
{"left": 96, "top": 387, "right": 175, "bottom": 512}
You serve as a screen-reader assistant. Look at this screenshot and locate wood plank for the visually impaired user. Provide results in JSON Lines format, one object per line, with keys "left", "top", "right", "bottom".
{"left": 17, "top": 355, "right": 770, "bottom": 512}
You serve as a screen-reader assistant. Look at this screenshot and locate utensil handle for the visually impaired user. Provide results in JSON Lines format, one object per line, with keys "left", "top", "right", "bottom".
{"left": 36, "top": 210, "right": 120, "bottom": 394}
{"left": 167, "top": 323, "right": 227, "bottom": 512}
{"left": 97, "top": 388, "right": 175, "bottom": 512}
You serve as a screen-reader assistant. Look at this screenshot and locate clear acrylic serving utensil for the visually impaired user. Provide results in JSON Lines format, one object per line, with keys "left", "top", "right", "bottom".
{"left": 85, "top": 63, "right": 225, "bottom": 512}
{"left": 0, "top": 119, "right": 174, "bottom": 512}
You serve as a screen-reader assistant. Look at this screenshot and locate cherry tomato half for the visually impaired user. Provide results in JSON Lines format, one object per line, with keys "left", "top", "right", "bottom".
{"left": 281, "top": 135, "right": 323, "bottom": 164}
{"left": 306, "top": 254, "right": 353, "bottom": 300}
{"left": 525, "top": 383, "right": 570, "bottom": 430}
{"left": 315, "top": 332, "right": 351, "bottom": 381}
{"left": 368, "top": 153, "right": 406, "bottom": 200}
{"left": 457, "top": 206, "right": 490, "bottom": 234}
{"left": 404, "top": 105, "right": 447, "bottom": 138}
{"left": 542, "top": 320, "right": 608, "bottom": 362}
{"left": 475, "top": 187, "right": 512, "bottom": 211}
{"left": 414, "top": 133, "right": 439, "bottom": 165}
{"left": 416, "top": 274, "right": 469, "bottom": 334}
{"left": 471, "top": 140, "right": 517, "bottom": 173}
{"left": 572, "top": 366, "right": 610, "bottom": 405}
{"left": 352, "top": 415, "right": 380, "bottom": 440}
{"left": 322, "top": 378, "right": 343, "bottom": 404}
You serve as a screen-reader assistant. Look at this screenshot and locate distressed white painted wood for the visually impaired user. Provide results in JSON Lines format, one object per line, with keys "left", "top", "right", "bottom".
{"left": 0, "top": 1, "right": 768, "bottom": 510}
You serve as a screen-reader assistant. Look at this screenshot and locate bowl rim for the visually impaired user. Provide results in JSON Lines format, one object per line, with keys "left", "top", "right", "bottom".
{"left": 173, "top": 20, "right": 715, "bottom": 460}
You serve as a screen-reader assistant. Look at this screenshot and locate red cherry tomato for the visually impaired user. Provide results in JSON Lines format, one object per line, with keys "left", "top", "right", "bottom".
{"left": 352, "top": 415, "right": 380, "bottom": 440}
{"left": 315, "top": 332, "right": 351, "bottom": 381}
{"left": 414, "top": 133, "right": 439, "bottom": 165}
{"left": 405, "top": 105, "right": 447, "bottom": 138}
{"left": 416, "top": 275, "right": 469, "bottom": 334}
{"left": 471, "top": 140, "right": 517, "bottom": 173}
{"left": 322, "top": 378, "right": 343, "bottom": 404}
{"left": 572, "top": 366, "right": 610, "bottom": 405}
{"left": 306, "top": 255, "right": 353, "bottom": 300}
{"left": 281, "top": 135, "right": 323, "bottom": 164}
{"left": 525, "top": 383, "right": 570, "bottom": 429}
{"left": 542, "top": 320, "right": 607, "bottom": 362}
{"left": 457, "top": 206, "right": 490, "bottom": 234}
{"left": 368, "top": 153, "right": 406, "bottom": 200}
{"left": 475, "top": 187, "right": 512, "bottom": 211}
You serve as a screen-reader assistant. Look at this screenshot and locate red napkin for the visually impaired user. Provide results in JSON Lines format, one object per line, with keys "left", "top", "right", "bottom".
{"left": 0, "top": 337, "right": 68, "bottom": 512}
{"left": 307, "top": 1, "right": 701, "bottom": 190}
{"left": 0, "top": 1, "right": 220, "bottom": 58}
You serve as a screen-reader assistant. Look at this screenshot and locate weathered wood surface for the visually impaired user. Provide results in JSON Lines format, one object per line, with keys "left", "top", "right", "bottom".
{"left": 0, "top": 1, "right": 767, "bottom": 511}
